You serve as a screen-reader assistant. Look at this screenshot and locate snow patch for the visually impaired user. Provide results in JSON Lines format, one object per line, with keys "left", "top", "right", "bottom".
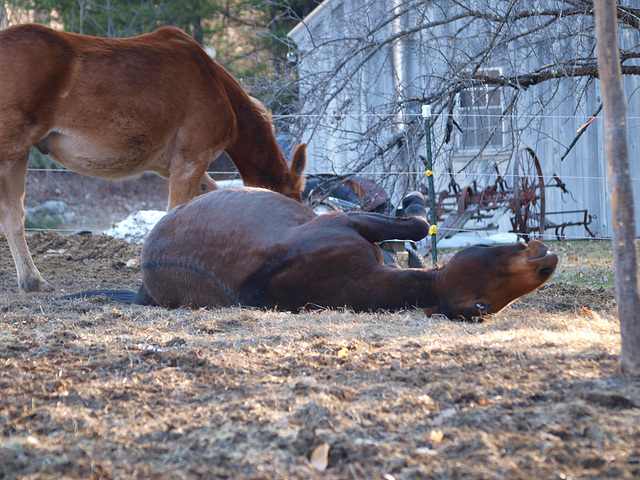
{"left": 104, "top": 180, "right": 245, "bottom": 243}
{"left": 436, "top": 232, "right": 519, "bottom": 248}
{"left": 105, "top": 210, "right": 166, "bottom": 244}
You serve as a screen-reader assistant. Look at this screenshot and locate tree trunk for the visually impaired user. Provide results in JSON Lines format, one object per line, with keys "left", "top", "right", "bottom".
{"left": 594, "top": 0, "right": 640, "bottom": 375}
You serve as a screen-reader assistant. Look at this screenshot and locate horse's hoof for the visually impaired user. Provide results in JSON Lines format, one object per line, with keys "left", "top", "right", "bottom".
{"left": 20, "top": 277, "right": 54, "bottom": 293}
{"left": 70, "top": 228, "right": 92, "bottom": 236}
{"left": 401, "top": 192, "right": 427, "bottom": 219}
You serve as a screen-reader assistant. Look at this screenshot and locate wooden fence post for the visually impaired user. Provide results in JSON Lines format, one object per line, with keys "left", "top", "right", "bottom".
{"left": 594, "top": 0, "right": 640, "bottom": 375}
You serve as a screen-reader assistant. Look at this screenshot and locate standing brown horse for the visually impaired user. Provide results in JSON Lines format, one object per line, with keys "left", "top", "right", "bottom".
{"left": 0, "top": 23, "right": 306, "bottom": 292}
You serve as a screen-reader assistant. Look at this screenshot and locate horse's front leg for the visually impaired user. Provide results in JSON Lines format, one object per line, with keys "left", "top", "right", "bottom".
{"left": 167, "top": 149, "right": 221, "bottom": 210}
{"left": 0, "top": 155, "right": 51, "bottom": 292}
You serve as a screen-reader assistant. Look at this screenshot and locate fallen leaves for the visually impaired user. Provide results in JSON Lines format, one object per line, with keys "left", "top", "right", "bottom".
{"left": 309, "top": 442, "right": 330, "bottom": 471}
{"left": 125, "top": 258, "right": 140, "bottom": 268}
{"left": 389, "top": 359, "right": 402, "bottom": 370}
{"left": 337, "top": 347, "right": 349, "bottom": 359}
{"left": 298, "top": 376, "right": 318, "bottom": 387}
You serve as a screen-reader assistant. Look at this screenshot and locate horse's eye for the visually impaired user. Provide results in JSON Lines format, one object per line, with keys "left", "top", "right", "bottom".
{"left": 475, "top": 302, "right": 490, "bottom": 312}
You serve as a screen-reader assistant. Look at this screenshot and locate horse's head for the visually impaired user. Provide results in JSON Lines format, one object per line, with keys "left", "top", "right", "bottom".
{"left": 248, "top": 96, "right": 306, "bottom": 201}
{"left": 282, "top": 142, "right": 307, "bottom": 202}
{"left": 434, "top": 240, "right": 558, "bottom": 320}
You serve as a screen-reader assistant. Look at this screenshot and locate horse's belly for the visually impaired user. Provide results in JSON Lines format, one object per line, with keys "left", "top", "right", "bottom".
{"left": 40, "top": 130, "right": 164, "bottom": 178}
{"left": 143, "top": 263, "right": 238, "bottom": 309}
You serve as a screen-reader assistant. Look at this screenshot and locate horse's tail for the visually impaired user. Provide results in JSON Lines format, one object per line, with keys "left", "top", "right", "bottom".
{"left": 58, "top": 289, "right": 138, "bottom": 303}
{"left": 58, "top": 285, "right": 158, "bottom": 306}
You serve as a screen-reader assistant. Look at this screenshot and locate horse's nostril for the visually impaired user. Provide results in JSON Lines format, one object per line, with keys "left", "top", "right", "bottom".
{"left": 475, "top": 302, "right": 490, "bottom": 312}
{"left": 539, "top": 267, "right": 553, "bottom": 277}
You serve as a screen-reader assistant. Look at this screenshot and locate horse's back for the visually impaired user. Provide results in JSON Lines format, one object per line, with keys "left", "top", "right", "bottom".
{"left": 140, "top": 188, "right": 390, "bottom": 310}
{"left": 0, "top": 23, "right": 201, "bottom": 60}
{"left": 0, "top": 25, "right": 73, "bottom": 96}
{"left": 0, "top": 23, "right": 237, "bottom": 177}
{"left": 141, "top": 188, "right": 316, "bottom": 307}
{"left": 0, "top": 24, "right": 226, "bottom": 113}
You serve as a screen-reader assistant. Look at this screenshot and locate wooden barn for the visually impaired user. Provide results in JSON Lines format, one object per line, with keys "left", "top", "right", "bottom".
{"left": 288, "top": 0, "right": 640, "bottom": 241}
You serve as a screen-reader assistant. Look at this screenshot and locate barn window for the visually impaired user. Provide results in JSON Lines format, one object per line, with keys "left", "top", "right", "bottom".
{"left": 458, "top": 69, "right": 504, "bottom": 150}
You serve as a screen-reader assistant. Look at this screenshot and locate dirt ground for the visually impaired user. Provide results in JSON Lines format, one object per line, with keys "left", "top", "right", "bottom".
{"left": 24, "top": 171, "right": 170, "bottom": 233}
{"left": 1, "top": 173, "right": 639, "bottom": 479}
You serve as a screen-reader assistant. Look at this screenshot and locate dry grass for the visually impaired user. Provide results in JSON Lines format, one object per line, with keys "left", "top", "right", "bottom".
{"left": 1, "top": 233, "right": 639, "bottom": 479}
{"left": 547, "top": 240, "right": 619, "bottom": 288}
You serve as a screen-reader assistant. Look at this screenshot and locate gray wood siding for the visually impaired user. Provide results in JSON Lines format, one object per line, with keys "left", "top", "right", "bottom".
{"left": 289, "top": 0, "right": 640, "bottom": 240}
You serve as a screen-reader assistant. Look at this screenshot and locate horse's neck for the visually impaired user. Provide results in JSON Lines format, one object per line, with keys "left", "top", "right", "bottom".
{"left": 354, "top": 266, "right": 442, "bottom": 312}
{"left": 219, "top": 75, "right": 287, "bottom": 189}
{"left": 226, "top": 128, "right": 285, "bottom": 186}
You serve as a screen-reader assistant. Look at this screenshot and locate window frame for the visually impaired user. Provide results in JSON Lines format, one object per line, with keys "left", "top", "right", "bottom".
{"left": 456, "top": 68, "right": 505, "bottom": 153}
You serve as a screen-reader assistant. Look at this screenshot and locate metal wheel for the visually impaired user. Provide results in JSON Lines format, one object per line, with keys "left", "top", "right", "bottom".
{"left": 380, "top": 247, "right": 401, "bottom": 268}
{"left": 407, "top": 247, "right": 428, "bottom": 269}
{"left": 310, "top": 200, "right": 340, "bottom": 215}
{"left": 512, "top": 147, "right": 545, "bottom": 241}
{"left": 457, "top": 186, "right": 473, "bottom": 212}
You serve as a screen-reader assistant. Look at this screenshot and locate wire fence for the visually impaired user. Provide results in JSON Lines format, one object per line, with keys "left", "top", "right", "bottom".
{"left": 27, "top": 167, "right": 640, "bottom": 181}
{"left": 16, "top": 106, "right": 639, "bottom": 243}
{"left": 20, "top": 163, "right": 629, "bottom": 243}
{"left": 26, "top": 166, "right": 640, "bottom": 183}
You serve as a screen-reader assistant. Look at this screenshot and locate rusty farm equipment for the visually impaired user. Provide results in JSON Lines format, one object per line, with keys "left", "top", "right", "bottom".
{"left": 428, "top": 148, "right": 596, "bottom": 244}
{"left": 303, "top": 147, "right": 596, "bottom": 268}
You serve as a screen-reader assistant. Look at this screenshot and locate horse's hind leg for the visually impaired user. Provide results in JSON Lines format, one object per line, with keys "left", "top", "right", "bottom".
{"left": 343, "top": 191, "right": 429, "bottom": 244}
{"left": 346, "top": 212, "right": 430, "bottom": 244}
{"left": 0, "top": 153, "right": 51, "bottom": 292}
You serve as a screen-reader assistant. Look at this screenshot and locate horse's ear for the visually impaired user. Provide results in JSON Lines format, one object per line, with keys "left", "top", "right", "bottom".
{"left": 290, "top": 143, "right": 307, "bottom": 185}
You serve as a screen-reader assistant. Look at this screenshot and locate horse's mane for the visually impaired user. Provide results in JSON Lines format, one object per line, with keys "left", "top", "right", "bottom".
{"left": 248, "top": 95, "right": 274, "bottom": 132}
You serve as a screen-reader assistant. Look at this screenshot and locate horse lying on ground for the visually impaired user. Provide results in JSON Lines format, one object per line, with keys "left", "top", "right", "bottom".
{"left": 0, "top": 24, "right": 306, "bottom": 293}
{"left": 64, "top": 188, "right": 558, "bottom": 321}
